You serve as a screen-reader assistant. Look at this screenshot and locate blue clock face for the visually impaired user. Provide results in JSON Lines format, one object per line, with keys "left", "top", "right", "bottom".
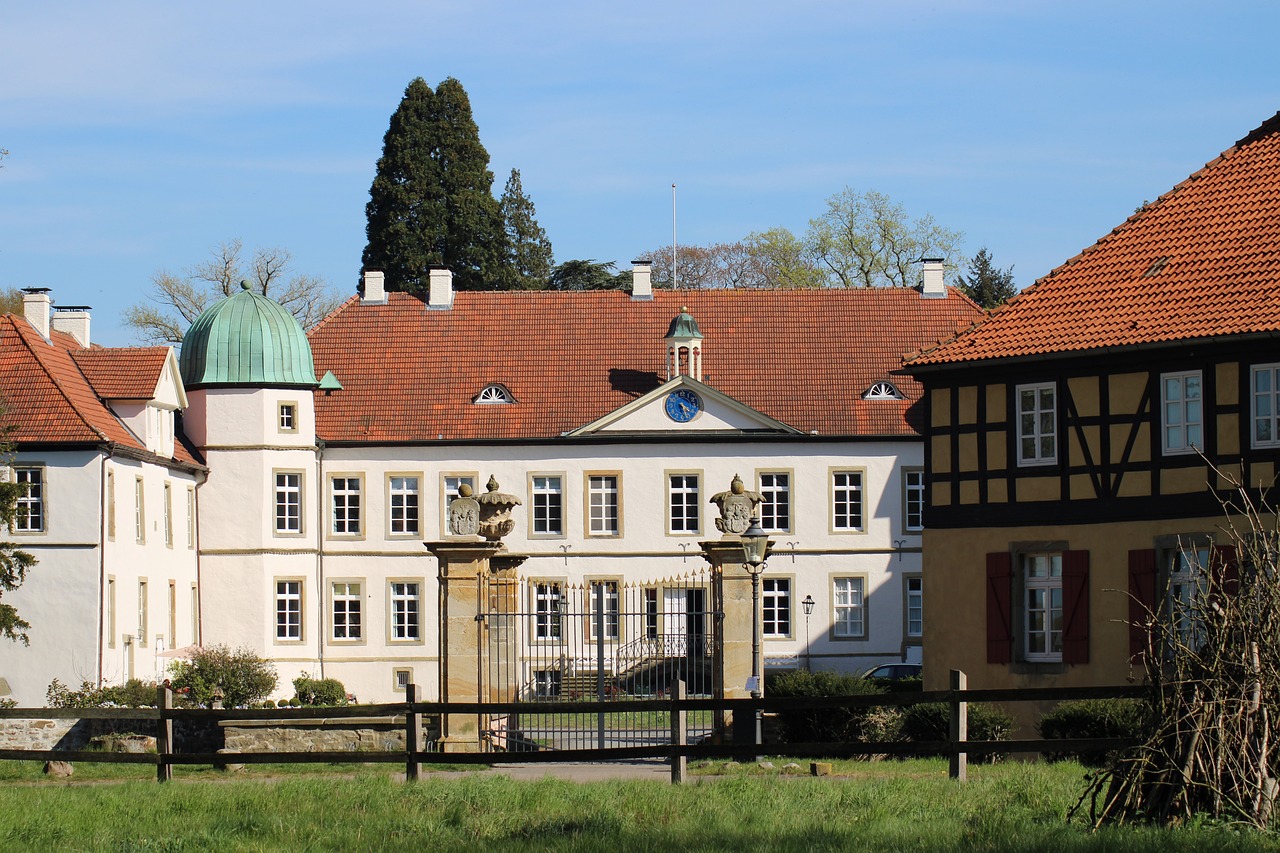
{"left": 665, "top": 389, "right": 702, "bottom": 423}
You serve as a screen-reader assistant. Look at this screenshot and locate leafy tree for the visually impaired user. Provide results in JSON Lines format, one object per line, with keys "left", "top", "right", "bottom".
{"left": 744, "top": 228, "right": 827, "bottom": 289}
{"left": 124, "top": 239, "right": 341, "bottom": 344}
{"left": 168, "top": 644, "right": 277, "bottom": 708}
{"left": 498, "top": 169, "right": 554, "bottom": 289}
{"left": 0, "top": 288, "right": 22, "bottom": 316}
{"left": 363, "top": 77, "right": 509, "bottom": 292}
{"left": 548, "top": 259, "right": 630, "bottom": 291}
{"left": 955, "top": 247, "right": 1016, "bottom": 309}
{"left": 807, "top": 188, "right": 964, "bottom": 287}
{"left": 0, "top": 405, "right": 37, "bottom": 645}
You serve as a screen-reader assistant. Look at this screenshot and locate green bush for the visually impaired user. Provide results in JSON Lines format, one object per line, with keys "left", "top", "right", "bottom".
{"left": 46, "top": 678, "right": 157, "bottom": 708}
{"left": 766, "top": 671, "right": 897, "bottom": 745}
{"left": 899, "top": 702, "right": 1015, "bottom": 763}
{"left": 168, "top": 645, "right": 277, "bottom": 708}
{"left": 292, "top": 675, "right": 349, "bottom": 706}
{"left": 1037, "top": 698, "right": 1151, "bottom": 767}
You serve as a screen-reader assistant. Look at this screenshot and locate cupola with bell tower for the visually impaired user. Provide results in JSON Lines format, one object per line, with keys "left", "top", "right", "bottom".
{"left": 664, "top": 306, "right": 704, "bottom": 381}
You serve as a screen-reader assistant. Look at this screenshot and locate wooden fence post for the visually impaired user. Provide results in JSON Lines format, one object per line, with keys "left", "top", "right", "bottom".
{"left": 949, "top": 669, "right": 967, "bottom": 782}
{"left": 156, "top": 685, "right": 173, "bottom": 783}
{"left": 405, "top": 683, "right": 421, "bottom": 782}
{"left": 670, "top": 679, "right": 687, "bottom": 784}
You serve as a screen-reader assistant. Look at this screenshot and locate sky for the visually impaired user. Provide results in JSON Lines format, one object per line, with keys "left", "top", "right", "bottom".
{"left": 2, "top": 1, "right": 1278, "bottom": 347}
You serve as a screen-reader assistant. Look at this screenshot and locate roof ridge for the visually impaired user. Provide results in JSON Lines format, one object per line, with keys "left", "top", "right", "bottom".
{"left": 10, "top": 315, "right": 114, "bottom": 442}
{"left": 308, "top": 293, "right": 360, "bottom": 336}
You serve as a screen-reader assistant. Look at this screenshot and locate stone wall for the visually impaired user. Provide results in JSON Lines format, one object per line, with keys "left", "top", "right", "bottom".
{"left": 220, "top": 716, "right": 437, "bottom": 753}
{"left": 0, "top": 716, "right": 221, "bottom": 753}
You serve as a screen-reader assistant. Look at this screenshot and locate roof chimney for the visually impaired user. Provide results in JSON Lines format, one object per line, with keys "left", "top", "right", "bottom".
{"left": 428, "top": 267, "right": 454, "bottom": 309}
{"left": 51, "top": 306, "right": 91, "bottom": 347}
{"left": 362, "top": 270, "right": 386, "bottom": 305}
{"left": 21, "top": 288, "right": 51, "bottom": 338}
{"left": 919, "top": 258, "right": 946, "bottom": 298}
{"left": 631, "top": 260, "right": 653, "bottom": 301}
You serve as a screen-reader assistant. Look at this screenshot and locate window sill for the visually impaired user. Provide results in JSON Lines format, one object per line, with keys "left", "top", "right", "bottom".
{"left": 1009, "top": 660, "right": 1067, "bottom": 675}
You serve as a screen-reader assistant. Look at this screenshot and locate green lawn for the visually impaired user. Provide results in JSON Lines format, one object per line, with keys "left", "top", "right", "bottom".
{"left": 2, "top": 759, "right": 1278, "bottom": 851}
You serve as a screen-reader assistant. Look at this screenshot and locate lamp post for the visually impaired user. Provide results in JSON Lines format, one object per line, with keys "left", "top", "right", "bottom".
{"left": 740, "top": 518, "right": 769, "bottom": 752}
{"left": 802, "top": 595, "right": 815, "bottom": 672}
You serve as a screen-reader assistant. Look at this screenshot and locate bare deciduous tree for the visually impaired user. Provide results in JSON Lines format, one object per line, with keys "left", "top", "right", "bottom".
{"left": 124, "top": 240, "right": 343, "bottom": 344}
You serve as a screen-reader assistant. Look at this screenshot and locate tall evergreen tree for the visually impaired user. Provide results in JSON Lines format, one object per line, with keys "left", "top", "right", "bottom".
{"left": 499, "top": 169, "right": 554, "bottom": 289}
{"left": 362, "top": 77, "right": 508, "bottom": 292}
{"left": 955, "top": 247, "right": 1017, "bottom": 309}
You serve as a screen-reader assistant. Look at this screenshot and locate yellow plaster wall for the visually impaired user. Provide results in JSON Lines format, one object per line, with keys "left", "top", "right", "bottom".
{"left": 1017, "top": 476, "right": 1060, "bottom": 502}
{"left": 931, "top": 388, "right": 951, "bottom": 428}
{"left": 1117, "top": 471, "right": 1151, "bottom": 498}
{"left": 1161, "top": 465, "right": 1210, "bottom": 495}
{"left": 1110, "top": 373, "right": 1147, "bottom": 413}
{"left": 1217, "top": 363, "right": 1239, "bottom": 406}
{"left": 986, "top": 385, "right": 1006, "bottom": 422}
{"left": 958, "top": 434, "right": 979, "bottom": 472}
{"left": 986, "top": 432, "right": 1007, "bottom": 471}
{"left": 1217, "top": 414, "right": 1240, "bottom": 456}
{"left": 958, "top": 386, "right": 977, "bottom": 425}
{"left": 1069, "top": 377, "right": 1099, "bottom": 418}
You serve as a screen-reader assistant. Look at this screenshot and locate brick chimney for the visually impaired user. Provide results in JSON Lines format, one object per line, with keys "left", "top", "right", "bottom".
{"left": 920, "top": 258, "right": 946, "bottom": 298}
{"left": 21, "top": 288, "right": 51, "bottom": 338}
{"left": 428, "top": 267, "right": 454, "bottom": 309}
{"left": 631, "top": 260, "right": 653, "bottom": 301}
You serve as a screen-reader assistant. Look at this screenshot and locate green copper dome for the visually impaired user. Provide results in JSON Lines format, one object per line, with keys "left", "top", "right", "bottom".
{"left": 179, "top": 282, "right": 318, "bottom": 389}
{"left": 665, "top": 305, "right": 703, "bottom": 340}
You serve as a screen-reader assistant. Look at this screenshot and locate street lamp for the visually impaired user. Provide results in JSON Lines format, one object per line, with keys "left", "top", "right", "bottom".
{"left": 802, "top": 595, "right": 815, "bottom": 672}
{"left": 740, "top": 517, "right": 769, "bottom": 751}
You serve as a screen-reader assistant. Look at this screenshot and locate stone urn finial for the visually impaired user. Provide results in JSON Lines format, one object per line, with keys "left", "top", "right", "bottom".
{"left": 710, "top": 473, "right": 763, "bottom": 536}
{"left": 476, "top": 475, "right": 522, "bottom": 541}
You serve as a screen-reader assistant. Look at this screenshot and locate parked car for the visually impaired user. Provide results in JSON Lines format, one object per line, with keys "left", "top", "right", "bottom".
{"left": 863, "top": 663, "right": 923, "bottom": 681}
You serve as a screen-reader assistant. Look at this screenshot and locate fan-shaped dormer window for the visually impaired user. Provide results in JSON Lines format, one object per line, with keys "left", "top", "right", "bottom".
{"left": 474, "top": 384, "right": 515, "bottom": 404}
{"left": 863, "top": 381, "right": 902, "bottom": 400}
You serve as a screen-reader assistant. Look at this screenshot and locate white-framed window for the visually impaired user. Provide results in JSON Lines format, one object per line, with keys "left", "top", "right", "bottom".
{"left": 14, "top": 467, "right": 44, "bottom": 532}
{"left": 1162, "top": 370, "right": 1203, "bottom": 455}
{"left": 134, "top": 476, "right": 146, "bottom": 544}
{"left": 163, "top": 482, "right": 173, "bottom": 548}
{"left": 278, "top": 403, "right": 297, "bottom": 433}
{"left": 533, "top": 581, "right": 564, "bottom": 639}
{"left": 394, "top": 668, "right": 413, "bottom": 691}
{"left": 587, "top": 474, "right": 619, "bottom": 537}
{"left": 106, "top": 576, "right": 116, "bottom": 649}
{"left": 903, "top": 468, "right": 925, "bottom": 533}
{"left": 389, "top": 476, "right": 420, "bottom": 536}
{"left": 1017, "top": 383, "right": 1057, "bottom": 465}
{"left": 1252, "top": 364, "right": 1280, "bottom": 447}
{"left": 167, "top": 580, "right": 177, "bottom": 647}
{"left": 906, "top": 576, "right": 923, "bottom": 638}
{"left": 1023, "top": 552, "right": 1063, "bottom": 662}
{"left": 531, "top": 475, "right": 563, "bottom": 536}
{"left": 332, "top": 582, "right": 362, "bottom": 641}
{"left": 863, "top": 381, "right": 902, "bottom": 400}
{"left": 1165, "top": 541, "right": 1209, "bottom": 647}
{"left": 330, "top": 476, "right": 362, "bottom": 535}
{"left": 106, "top": 469, "right": 116, "bottom": 540}
{"left": 831, "top": 471, "right": 863, "bottom": 531}
{"left": 762, "top": 577, "right": 791, "bottom": 637}
{"left": 275, "top": 472, "right": 302, "bottom": 534}
{"left": 390, "top": 581, "right": 420, "bottom": 641}
{"left": 137, "top": 579, "right": 148, "bottom": 647}
{"left": 833, "top": 577, "right": 865, "bottom": 639}
{"left": 474, "top": 384, "right": 514, "bottom": 404}
{"left": 190, "top": 584, "right": 199, "bottom": 645}
{"left": 187, "top": 487, "right": 196, "bottom": 550}
{"left": 758, "top": 472, "right": 790, "bottom": 532}
{"left": 668, "top": 473, "right": 700, "bottom": 534}
{"left": 588, "top": 580, "right": 620, "bottom": 639}
{"left": 276, "top": 580, "right": 302, "bottom": 641}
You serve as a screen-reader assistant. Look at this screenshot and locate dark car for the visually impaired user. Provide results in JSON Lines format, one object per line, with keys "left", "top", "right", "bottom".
{"left": 863, "top": 663, "right": 923, "bottom": 681}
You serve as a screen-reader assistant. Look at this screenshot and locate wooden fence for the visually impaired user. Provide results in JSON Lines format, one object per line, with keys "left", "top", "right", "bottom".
{"left": 0, "top": 674, "right": 1147, "bottom": 784}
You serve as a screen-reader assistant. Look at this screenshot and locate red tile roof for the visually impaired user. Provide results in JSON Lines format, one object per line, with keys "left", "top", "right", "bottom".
{"left": 909, "top": 112, "right": 1280, "bottom": 367}
{"left": 73, "top": 348, "right": 170, "bottom": 399}
{"left": 0, "top": 314, "right": 201, "bottom": 468}
{"left": 309, "top": 288, "right": 983, "bottom": 442}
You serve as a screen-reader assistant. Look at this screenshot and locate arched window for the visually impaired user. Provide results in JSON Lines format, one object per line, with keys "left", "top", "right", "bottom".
{"left": 863, "top": 381, "right": 902, "bottom": 400}
{"left": 474, "top": 384, "right": 515, "bottom": 404}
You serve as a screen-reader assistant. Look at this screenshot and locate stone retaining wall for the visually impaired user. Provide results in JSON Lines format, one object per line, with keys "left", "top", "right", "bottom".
{"left": 0, "top": 717, "right": 220, "bottom": 753}
{"left": 220, "top": 716, "right": 437, "bottom": 753}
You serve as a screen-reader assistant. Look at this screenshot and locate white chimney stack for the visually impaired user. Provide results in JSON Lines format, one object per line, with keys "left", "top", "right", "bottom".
{"left": 362, "top": 270, "right": 387, "bottom": 305}
{"left": 920, "top": 258, "right": 946, "bottom": 298}
{"left": 631, "top": 260, "right": 653, "bottom": 301}
{"left": 51, "top": 307, "right": 91, "bottom": 347}
{"left": 21, "top": 289, "right": 51, "bottom": 338}
{"left": 428, "top": 267, "right": 454, "bottom": 309}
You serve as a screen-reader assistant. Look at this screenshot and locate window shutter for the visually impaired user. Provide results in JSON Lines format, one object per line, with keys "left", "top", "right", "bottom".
{"left": 986, "top": 552, "right": 1014, "bottom": 664}
{"left": 1128, "top": 549, "right": 1157, "bottom": 661}
{"left": 1061, "top": 550, "right": 1089, "bottom": 664}
{"left": 1211, "top": 545, "right": 1239, "bottom": 598}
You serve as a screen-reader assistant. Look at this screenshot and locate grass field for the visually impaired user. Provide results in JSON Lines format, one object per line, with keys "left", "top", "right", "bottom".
{"left": 2, "top": 759, "right": 1279, "bottom": 851}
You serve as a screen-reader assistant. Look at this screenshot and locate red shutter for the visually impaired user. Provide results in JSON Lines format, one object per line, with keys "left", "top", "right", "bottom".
{"left": 986, "top": 552, "right": 1014, "bottom": 664}
{"left": 1128, "top": 549, "right": 1157, "bottom": 661}
{"left": 1061, "top": 550, "right": 1089, "bottom": 664}
{"left": 1211, "top": 545, "right": 1239, "bottom": 598}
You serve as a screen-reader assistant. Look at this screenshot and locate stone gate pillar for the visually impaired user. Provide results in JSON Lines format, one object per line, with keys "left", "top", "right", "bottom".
{"left": 427, "top": 541, "right": 525, "bottom": 753}
{"left": 701, "top": 540, "right": 772, "bottom": 707}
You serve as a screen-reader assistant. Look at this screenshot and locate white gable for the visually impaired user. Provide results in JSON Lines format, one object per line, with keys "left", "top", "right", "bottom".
{"left": 566, "top": 377, "right": 799, "bottom": 436}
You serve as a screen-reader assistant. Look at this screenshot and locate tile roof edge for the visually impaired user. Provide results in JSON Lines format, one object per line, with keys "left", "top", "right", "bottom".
{"left": 6, "top": 315, "right": 113, "bottom": 443}
{"left": 307, "top": 293, "right": 361, "bottom": 336}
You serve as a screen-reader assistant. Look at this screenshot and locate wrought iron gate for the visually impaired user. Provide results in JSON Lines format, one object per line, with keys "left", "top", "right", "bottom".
{"left": 478, "top": 569, "right": 720, "bottom": 751}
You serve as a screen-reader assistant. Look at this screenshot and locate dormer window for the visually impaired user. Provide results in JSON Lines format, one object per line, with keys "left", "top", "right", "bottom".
{"left": 474, "top": 384, "right": 515, "bottom": 404}
{"left": 863, "top": 381, "right": 903, "bottom": 400}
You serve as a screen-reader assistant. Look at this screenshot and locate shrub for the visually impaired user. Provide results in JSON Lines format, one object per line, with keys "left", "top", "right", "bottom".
{"left": 292, "top": 675, "right": 349, "bottom": 706}
{"left": 766, "top": 671, "right": 898, "bottom": 746}
{"left": 168, "top": 645, "right": 277, "bottom": 708}
{"left": 899, "top": 702, "right": 1015, "bottom": 763}
{"left": 1038, "top": 699, "right": 1152, "bottom": 767}
{"left": 46, "top": 678, "right": 157, "bottom": 708}
{"left": 277, "top": 699, "right": 291, "bottom": 708}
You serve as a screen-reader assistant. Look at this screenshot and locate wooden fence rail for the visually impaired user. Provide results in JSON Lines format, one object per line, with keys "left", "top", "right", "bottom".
{"left": 0, "top": 672, "right": 1148, "bottom": 784}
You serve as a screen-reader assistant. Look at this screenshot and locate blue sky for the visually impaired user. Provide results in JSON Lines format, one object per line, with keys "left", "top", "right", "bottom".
{"left": 3, "top": 1, "right": 1277, "bottom": 346}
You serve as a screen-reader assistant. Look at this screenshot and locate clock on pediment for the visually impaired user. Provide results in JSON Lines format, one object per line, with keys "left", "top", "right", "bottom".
{"left": 665, "top": 388, "right": 702, "bottom": 423}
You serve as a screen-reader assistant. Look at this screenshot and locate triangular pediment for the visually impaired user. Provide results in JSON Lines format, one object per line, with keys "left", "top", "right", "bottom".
{"left": 564, "top": 376, "right": 801, "bottom": 436}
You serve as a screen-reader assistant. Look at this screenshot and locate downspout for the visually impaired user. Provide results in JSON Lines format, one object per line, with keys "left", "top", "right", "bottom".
{"left": 96, "top": 448, "right": 110, "bottom": 687}
{"left": 316, "top": 438, "right": 325, "bottom": 680}
{"left": 195, "top": 469, "right": 204, "bottom": 647}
